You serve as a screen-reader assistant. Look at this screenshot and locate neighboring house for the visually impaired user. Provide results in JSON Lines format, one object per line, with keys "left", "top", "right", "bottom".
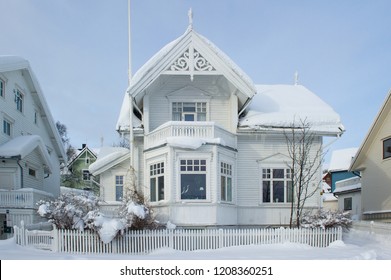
{"left": 327, "top": 148, "right": 359, "bottom": 192}
{"left": 0, "top": 56, "right": 66, "bottom": 238}
{"left": 350, "top": 89, "right": 391, "bottom": 222}
{"left": 91, "top": 25, "right": 344, "bottom": 227}
{"left": 321, "top": 181, "right": 338, "bottom": 211}
{"left": 62, "top": 144, "right": 98, "bottom": 192}
{"left": 333, "top": 176, "right": 361, "bottom": 220}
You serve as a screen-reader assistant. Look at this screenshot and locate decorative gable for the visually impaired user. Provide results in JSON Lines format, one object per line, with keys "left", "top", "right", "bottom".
{"left": 166, "top": 46, "right": 217, "bottom": 81}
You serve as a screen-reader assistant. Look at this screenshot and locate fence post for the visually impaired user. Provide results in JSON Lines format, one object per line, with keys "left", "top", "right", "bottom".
{"left": 20, "top": 220, "right": 26, "bottom": 246}
{"left": 52, "top": 224, "right": 59, "bottom": 252}
{"left": 168, "top": 229, "right": 174, "bottom": 250}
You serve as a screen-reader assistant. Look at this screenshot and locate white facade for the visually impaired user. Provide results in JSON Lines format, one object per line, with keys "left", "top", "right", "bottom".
{"left": 93, "top": 27, "right": 344, "bottom": 227}
{"left": 0, "top": 56, "right": 66, "bottom": 238}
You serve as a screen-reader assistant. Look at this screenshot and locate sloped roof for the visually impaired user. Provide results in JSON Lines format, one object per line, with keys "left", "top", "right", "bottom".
{"left": 67, "top": 145, "right": 98, "bottom": 168}
{"left": 89, "top": 147, "right": 130, "bottom": 176}
{"left": 0, "top": 55, "right": 67, "bottom": 163}
{"left": 0, "top": 135, "right": 53, "bottom": 173}
{"left": 350, "top": 89, "right": 391, "bottom": 171}
{"left": 116, "top": 27, "right": 257, "bottom": 131}
{"left": 239, "top": 84, "right": 345, "bottom": 136}
{"left": 328, "top": 148, "right": 358, "bottom": 172}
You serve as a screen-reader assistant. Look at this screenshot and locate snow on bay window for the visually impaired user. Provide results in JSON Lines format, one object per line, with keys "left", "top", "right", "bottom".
{"left": 150, "top": 162, "right": 164, "bottom": 202}
{"left": 262, "top": 168, "right": 293, "bottom": 203}
{"left": 172, "top": 102, "right": 206, "bottom": 121}
{"left": 115, "top": 175, "right": 124, "bottom": 201}
{"left": 220, "top": 162, "right": 232, "bottom": 202}
{"left": 180, "top": 159, "right": 207, "bottom": 200}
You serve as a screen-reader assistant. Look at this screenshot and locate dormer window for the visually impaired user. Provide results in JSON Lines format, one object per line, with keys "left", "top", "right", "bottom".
{"left": 172, "top": 102, "right": 206, "bottom": 121}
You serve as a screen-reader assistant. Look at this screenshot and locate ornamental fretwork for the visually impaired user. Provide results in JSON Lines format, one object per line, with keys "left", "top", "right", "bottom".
{"left": 169, "top": 47, "right": 216, "bottom": 73}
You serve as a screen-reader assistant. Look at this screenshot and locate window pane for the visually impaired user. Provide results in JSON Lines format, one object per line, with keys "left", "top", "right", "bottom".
{"left": 116, "top": 185, "right": 123, "bottom": 201}
{"left": 262, "top": 181, "right": 271, "bottom": 203}
{"left": 273, "top": 169, "right": 284, "bottom": 178}
{"left": 150, "top": 178, "right": 156, "bottom": 202}
{"left": 227, "top": 177, "right": 232, "bottom": 201}
{"left": 344, "top": 197, "right": 352, "bottom": 210}
{"left": 183, "top": 102, "right": 196, "bottom": 112}
{"left": 181, "top": 174, "right": 206, "bottom": 199}
{"left": 383, "top": 138, "right": 391, "bottom": 159}
{"left": 273, "top": 181, "right": 284, "bottom": 203}
{"left": 197, "top": 113, "right": 206, "bottom": 121}
{"left": 158, "top": 176, "right": 164, "bottom": 201}
{"left": 221, "top": 176, "right": 226, "bottom": 201}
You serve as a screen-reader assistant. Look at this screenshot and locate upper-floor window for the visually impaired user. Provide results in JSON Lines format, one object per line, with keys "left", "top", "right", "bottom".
{"left": 3, "top": 119, "right": 12, "bottom": 136}
{"left": 150, "top": 162, "right": 164, "bottom": 202}
{"left": 15, "top": 89, "right": 24, "bottom": 113}
{"left": 221, "top": 162, "right": 233, "bottom": 202}
{"left": 383, "top": 138, "right": 391, "bottom": 159}
{"left": 172, "top": 102, "right": 206, "bottom": 121}
{"left": 0, "top": 78, "right": 4, "bottom": 98}
{"left": 180, "top": 159, "right": 207, "bottom": 200}
{"left": 262, "top": 168, "right": 293, "bottom": 203}
{"left": 82, "top": 170, "right": 91, "bottom": 181}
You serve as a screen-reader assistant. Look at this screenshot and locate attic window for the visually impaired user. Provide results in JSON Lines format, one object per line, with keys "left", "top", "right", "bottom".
{"left": 383, "top": 138, "right": 391, "bottom": 159}
{"left": 172, "top": 102, "right": 206, "bottom": 121}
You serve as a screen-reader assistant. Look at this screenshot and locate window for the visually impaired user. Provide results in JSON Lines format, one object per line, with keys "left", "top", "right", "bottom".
{"left": 3, "top": 119, "right": 11, "bottom": 136}
{"left": 150, "top": 162, "right": 164, "bottom": 202}
{"left": 262, "top": 168, "right": 293, "bottom": 203}
{"left": 172, "top": 102, "right": 206, "bottom": 121}
{"left": 0, "top": 78, "right": 4, "bottom": 98}
{"left": 115, "top": 175, "right": 124, "bottom": 201}
{"left": 82, "top": 170, "right": 91, "bottom": 181}
{"left": 34, "top": 110, "right": 38, "bottom": 125}
{"left": 344, "top": 197, "right": 352, "bottom": 211}
{"left": 28, "top": 168, "right": 36, "bottom": 178}
{"left": 180, "top": 159, "right": 207, "bottom": 200}
{"left": 383, "top": 138, "right": 391, "bottom": 159}
{"left": 15, "top": 90, "right": 23, "bottom": 112}
{"left": 221, "top": 162, "right": 232, "bottom": 202}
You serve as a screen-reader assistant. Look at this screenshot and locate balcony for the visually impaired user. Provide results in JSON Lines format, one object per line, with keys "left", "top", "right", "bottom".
{"left": 144, "top": 121, "right": 237, "bottom": 150}
{"left": 0, "top": 188, "right": 55, "bottom": 210}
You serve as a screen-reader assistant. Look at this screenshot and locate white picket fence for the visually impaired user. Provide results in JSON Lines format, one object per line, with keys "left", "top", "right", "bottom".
{"left": 13, "top": 222, "right": 342, "bottom": 255}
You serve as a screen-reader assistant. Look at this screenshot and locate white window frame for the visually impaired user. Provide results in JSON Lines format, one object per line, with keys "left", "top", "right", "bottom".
{"left": 171, "top": 101, "right": 207, "bottom": 122}
{"left": 0, "top": 77, "right": 5, "bottom": 98}
{"left": 149, "top": 161, "right": 165, "bottom": 202}
{"left": 15, "top": 89, "right": 24, "bottom": 113}
{"left": 177, "top": 154, "right": 211, "bottom": 201}
{"left": 115, "top": 175, "right": 124, "bottom": 201}
{"left": 220, "top": 161, "right": 233, "bottom": 202}
{"left": 260, "top": 166, "right": 293, "bottom": 204}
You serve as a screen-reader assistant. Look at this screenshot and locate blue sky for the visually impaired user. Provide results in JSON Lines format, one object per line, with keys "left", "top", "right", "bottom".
{"left": 1, "top": 0, "right": 391, "bottom": 164}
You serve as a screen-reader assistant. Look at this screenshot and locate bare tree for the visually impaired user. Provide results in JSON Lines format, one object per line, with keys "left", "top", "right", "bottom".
{"left": 284, "top": 118, "right": 324, "bottom": 228}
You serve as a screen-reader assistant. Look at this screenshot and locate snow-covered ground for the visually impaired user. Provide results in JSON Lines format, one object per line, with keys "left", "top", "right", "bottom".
{"left": 1, "top": 229, "right": 391, "bottom": 260}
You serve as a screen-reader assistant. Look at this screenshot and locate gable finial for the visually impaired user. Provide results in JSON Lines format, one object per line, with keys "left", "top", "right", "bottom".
{"left": 188, "top": 8, "right": 193, "bottom": 30}
{"left": 294, "top": 70, "right": 299, "bottom": 85}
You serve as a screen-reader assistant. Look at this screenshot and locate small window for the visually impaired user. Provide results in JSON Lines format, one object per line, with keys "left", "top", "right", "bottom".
{"left": 383, "top": 138, "right": 391, "bottom": 159}
{"left": 344, "top": 197, "right": 352, "bottom": 211}
{"left": 28, "top": 168, "right": 36, "bottom": 178}
{"left": 0, "top": 78, "right": 4, "bottom": 98}
{"left": 172, "top": 102, "right": 207, "bottom": 121}
{"left": 82, "top": 170, "right": 90, "bottom": 181}
{"left": 115, "top": 175, "right": 124, "bottom": 201}
{"left": 3, "top": 119, "right": 11, "bottom": 136}
{"left": 15, "top": 90, "right": 24, "bottom": 112}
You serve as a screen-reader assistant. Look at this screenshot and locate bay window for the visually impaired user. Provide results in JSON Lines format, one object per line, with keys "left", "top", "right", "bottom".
{"left": 180, "top": 159, "right": 207, "bottom": 200}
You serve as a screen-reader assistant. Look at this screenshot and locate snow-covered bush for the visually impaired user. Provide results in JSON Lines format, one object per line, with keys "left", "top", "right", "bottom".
{"left": 37, "top": 191, "right": 99, "bottom": 230}
{"left": 300, "top": 209, "right": 352, "bottom": 230}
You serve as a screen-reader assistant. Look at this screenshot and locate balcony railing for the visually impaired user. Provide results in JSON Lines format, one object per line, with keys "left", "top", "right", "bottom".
{"left": 145, "top": 121, "right": 237, "bottom": 150}
{"left": 0, "top": 188, "right": 55, "bottom": 209}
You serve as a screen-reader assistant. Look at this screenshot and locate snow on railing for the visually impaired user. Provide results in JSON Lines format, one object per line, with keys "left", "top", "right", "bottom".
{"left": 145, "top": 121, "right": 236, "bottom": 150}
{"left": 0, "top": 188, "right": 54, "bottom": 209}
{"left": 13, "top": 223, "right": 342, "bottom": 254}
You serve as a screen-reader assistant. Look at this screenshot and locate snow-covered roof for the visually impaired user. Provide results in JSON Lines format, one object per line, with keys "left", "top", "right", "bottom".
{"left": 239, "top": 85, "right": 345, "bottom": 136}
{"left": 0, "top": 55, "right": 67, "bottom": 163}
{"left": 328, "top": 148, "right": 358, "bottom": 172}
{"left": 116, "top": 92, "right": 143, "bottom": 132}
{"left": 89, "top": 147, "right": 130, "bottom": 176}
{"left": 0, "top": 135, "right": 53, "bottom": 173}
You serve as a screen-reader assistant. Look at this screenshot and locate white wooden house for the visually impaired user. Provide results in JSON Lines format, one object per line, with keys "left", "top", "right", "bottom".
{"left": 0, "top": 56, "right": 66, "bottom": 238}
{"left": 90, "top": 26, "right": 344, "bottom": 227}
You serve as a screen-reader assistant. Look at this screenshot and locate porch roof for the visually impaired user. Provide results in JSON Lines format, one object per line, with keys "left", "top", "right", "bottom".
{"left": 0, "top": 135, "right": 52, "bottom": 173}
